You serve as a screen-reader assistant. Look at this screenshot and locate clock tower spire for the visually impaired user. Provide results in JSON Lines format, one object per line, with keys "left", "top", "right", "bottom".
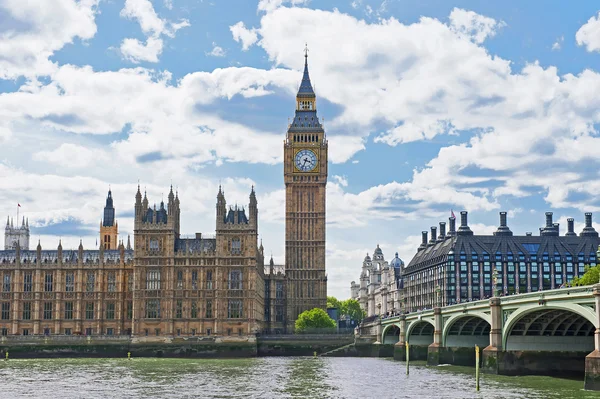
{"left": 284, "top": 45, "right": 328, "bottom": 331}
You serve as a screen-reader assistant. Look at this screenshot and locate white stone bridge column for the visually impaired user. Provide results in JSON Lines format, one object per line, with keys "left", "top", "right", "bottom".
{"left": 482, "top": 297, "right": 502, "bottom": 373}
{"left": 427, "top": 307, "right": 443, "bottom": 365}
{"left": 393, "top": 315, "right": 407, "bottom": 360}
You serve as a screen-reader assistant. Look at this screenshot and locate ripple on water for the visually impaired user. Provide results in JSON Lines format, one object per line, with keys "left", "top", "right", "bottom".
{"left": 0, "top": 357, "right": 596, "bottom": 399}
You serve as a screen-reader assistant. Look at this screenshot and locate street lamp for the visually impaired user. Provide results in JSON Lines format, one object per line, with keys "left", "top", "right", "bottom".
{"left": 492, "top": 267, "right": 498, "bottom": 297}
{"left": 435, "top": 284, "right": 441, "bottom": 308}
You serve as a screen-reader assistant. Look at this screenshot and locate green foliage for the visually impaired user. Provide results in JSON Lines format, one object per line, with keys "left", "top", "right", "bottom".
{"left": 327, "top": 296, "right": 341, "bottom": 310}
{"left": 327, "top": 296, "right": 366, "bottom": 324}
{"left": 571, "top": 264, "right": 600, "bottom": 286}
{"left": 341, "top": 299, "right": 365, "bottom": 324}
{"left": 295, "top": 308, "right": 336, "bottom": 333}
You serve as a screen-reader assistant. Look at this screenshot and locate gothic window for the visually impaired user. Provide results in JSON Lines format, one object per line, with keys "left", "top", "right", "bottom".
{"left": 22, "top": 302, "right": 31, "bottom": 320}
{"left": 23, "top": 272, "right": 33, "bottom": 292}
{"left": 205, "top": 300, "right": 213, "bottom": 318}
{"left": 228, "top": 299, "right": 242, "bottom": 318}
{"left": 2, "top": 273, "right": 10, "bottom": 292}
{"left": 1, "top": 302, "right": 9, "bottom": 320}
{"left": 127, "top": 301, "right": 133, "bottom": 320}
{"left": 107, "top": 272, "right": 116, "bottom": 292}
{"left": 228, "top": 270, "right": 242, "bottom": 290}
{"left": 146, "top": 299, "right": 160, "bottom": 318}
{"left": 176, "top": 300, "right": 183, "bottom": 318}
{"left": 43, "top": 302, "right": 52, "bottom": 320}
{"left": 275, "top": 306, "right": 284, "bottom": 322}
{"left": 206, "top": 270, "right": 213, "bottom": 290}
{"left": 191, "top": 301, "right": 198, "bottom": 318}
{"left": 44, "top": 273, "right": 53, "bottom": 292}
{"left": 231, "top": 238, "right": 241, "bottom": 255}
{"left": 86, "top": 272, "right": 95, "bottom": 292}
{"left": 191, "top": 271, "right": 198, "bottom": 290}
{"left": 106, "top": 302, "right": 115, "bottom": 320}
{"left": 127, "top": 272, "right": 133, "bottom": 292}
{"left": 176, "top": 270, "right": 183, "bottom": 289}
{"left": 65, "top": 273, "right": 74, "bottom": 292}
{"left": 85, "top": 302, "right": 94, "bottom": 320}
{"left": 146, "top": 270, "right": 161, "bottom": 290}
{"left": 149, "top": 239, "right": 159, "bottom": 251}
{"left": 64, "top": 302, "right": 73, "bottom": 320}
{"left": 276, "top": 281, "right": 284, "bottom": 299}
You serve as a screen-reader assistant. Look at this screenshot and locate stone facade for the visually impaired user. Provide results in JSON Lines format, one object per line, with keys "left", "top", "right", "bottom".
{"left": 4, "top": 216, "right": 29, "bottom": 250}
{"left": 0, "top": 53, "right": 329, "bottom": 336}
{"left": 352, "top": 245, "right": 404, "bottom": 317}
{"left": 100, "top": 190, "right": 119, "bottom": 250}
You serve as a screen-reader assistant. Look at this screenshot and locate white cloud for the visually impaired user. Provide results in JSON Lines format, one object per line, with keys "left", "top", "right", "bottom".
{"left": 257, "top": 0, "right": 309, "bottom": 13}
{"left": 34, "top": 143, "right": 107, "bottom": 169}
{"left": 333, "top": 175, "right": 348, "bottom": 187}
{"left": 207, "top": 42, "right": 226, "bottom": 57}
{"left": 119, "top": 0, "right": 189, "bottom": 63}
{"left": 230, "top": 22, "right": 258, "bottom": 51}
{"left": 552, "top": 35, "right": 563, "bottom": 51}
{"left": 449, "top": 7, "right": 505, "bottom": 44}
{"left": 0, "top": 0, "right": 99, "bottom": 79}
{"left": 163, "top": 0, "right": 173, "bottom": 10}
{"left": 120, "top": 37, "right": 164, "bottom": 63}
{"left": 576, "top": 12, "right": 600, "bottom": 52}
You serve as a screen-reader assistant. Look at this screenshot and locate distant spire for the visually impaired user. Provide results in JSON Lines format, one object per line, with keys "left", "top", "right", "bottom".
{"left": 297, "top": 43, "right": 315, "bottom": 97}
{"left": 5, "top": 216, "right": 8, "bottom": 227}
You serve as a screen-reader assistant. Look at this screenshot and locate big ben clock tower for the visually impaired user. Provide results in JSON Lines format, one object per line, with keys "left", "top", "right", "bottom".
{"left": 284, "top": 47, "right": 328, "bottom": 330}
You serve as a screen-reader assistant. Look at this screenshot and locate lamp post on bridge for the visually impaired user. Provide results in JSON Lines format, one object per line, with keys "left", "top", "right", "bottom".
{"left": 492, "top": 267, "right": 499, "bottom": 298}
{"left": 435, "top": 284, "right": 442, "bottom": 308}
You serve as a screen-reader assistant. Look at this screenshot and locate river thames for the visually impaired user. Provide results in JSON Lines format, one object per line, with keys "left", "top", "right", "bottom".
{"left": 0, "top": 357, "right": 597, "bottom": 398}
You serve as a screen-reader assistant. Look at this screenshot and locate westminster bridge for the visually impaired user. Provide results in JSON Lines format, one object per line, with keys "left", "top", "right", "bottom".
{"left": 358, "top": 284, "right": 600, "bottom": 390}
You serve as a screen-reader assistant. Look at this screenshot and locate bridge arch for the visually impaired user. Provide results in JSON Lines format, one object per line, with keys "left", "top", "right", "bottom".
{"left": 442, "top": 314, "right": 491, "bottom": 348}
{"left": 406, "top": 319, "right": 435, "bottom": 346}
{"left": 502, "top": 304, "right": 597, "bottom": 351}
{"left": 381, "top": 324, "right": 400, "bottom": 344}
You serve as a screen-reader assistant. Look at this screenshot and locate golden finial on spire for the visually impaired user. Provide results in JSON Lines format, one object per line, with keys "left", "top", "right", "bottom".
{"left": 304, "top": 42, "right": 309, "bottom": 60}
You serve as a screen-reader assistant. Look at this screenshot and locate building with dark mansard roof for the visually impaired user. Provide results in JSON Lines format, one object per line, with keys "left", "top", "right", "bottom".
{"left": 403, "top": 211, "right": 600, "bottom": 313}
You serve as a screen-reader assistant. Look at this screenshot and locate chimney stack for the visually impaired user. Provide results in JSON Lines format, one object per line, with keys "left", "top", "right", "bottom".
{"left": 438, "top": 222, "right": 446, "bottom": 240}
{"left": 545, "top": 212, "right": 553, "bottom": 228}
{"left": 580, "top": 213, "right": 599, "bottom": 237}
{"left": 457, "top": 211, "right": 473, "bottom": 236}
{"left": 429, "top": 226, "right": 437, "bottom": 245}
{"left": 541, "top": 212, "right": 558, "bottom": 236}
{"left": 494, "top": 211, "right": 513, "bottom": 236}
{"left": 448, "top": 216, "right": 456, "bottom": 236}
{"left": 566, "top": 218, "right": 576, "bottom": 236}
{"left": 418, "top": 231, "right": 428, "bottom": 251}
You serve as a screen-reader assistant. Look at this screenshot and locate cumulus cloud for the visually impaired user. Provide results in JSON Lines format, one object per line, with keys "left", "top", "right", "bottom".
{"left": 449, "top": 7, "right": 506, "bottom": 44}
{"left": 257, "top": 0, "right": 309, "bottom": 13}
{"left": 552, "top": 35, "right": 563, "bottom": 51}
{"left": 0, "top": 0, "right": 99, "bottom": 79}
{"left": 576, "top": 12, "right": 600, "bottom": 52}
{"left": 119, "top": 0, "right": 189, "bottom": 63}
{"left": 230, "top": 22, "right": 259, "bottom": 51}
{"left": 206, "top": 42, "right": 226, "bottom": 57}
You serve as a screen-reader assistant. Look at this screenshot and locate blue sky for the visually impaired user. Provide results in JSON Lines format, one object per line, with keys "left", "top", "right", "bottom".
{"left": 2, "top": 0, "right": 600, "bottom": 299}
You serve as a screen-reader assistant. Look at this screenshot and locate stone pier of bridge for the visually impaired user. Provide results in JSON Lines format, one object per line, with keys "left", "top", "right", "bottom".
{"left": 369, "top": 284, "right": 600, "bottom": 391}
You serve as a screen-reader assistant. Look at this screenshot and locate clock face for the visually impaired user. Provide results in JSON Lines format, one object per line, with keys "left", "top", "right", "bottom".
{"left": 294, "top": 149, "right": 318, "bottom": 172}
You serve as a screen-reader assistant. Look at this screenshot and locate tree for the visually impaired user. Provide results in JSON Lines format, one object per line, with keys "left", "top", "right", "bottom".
{"left": 571, "top": 265, "right": 600, "bottom": 286}
{"left": 327, "top": 296, "right": 341, "bottom": 310}
{"left": 327, "top": 296, "right": 366, "bottom": 324}
{"left": 341, "top": 299, "right": 365, "bottom": 324}
{"left": 295, "top": 308, "right": 336, "bottom": 333}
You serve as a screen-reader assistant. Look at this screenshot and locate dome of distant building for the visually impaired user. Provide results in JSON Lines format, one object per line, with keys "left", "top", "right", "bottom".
{"left": 373, "top": 244, "right": 383, "bottom": 256}
{"left": 390, "top": 252, "right": 403, "bottom": 268}
{"left": 364, "top": 253, "right": 371, "bottom": 262}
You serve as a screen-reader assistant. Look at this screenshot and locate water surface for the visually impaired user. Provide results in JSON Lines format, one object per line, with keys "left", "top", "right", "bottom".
{"left": 0, "top": 357, "right": 596, "bottom": 398}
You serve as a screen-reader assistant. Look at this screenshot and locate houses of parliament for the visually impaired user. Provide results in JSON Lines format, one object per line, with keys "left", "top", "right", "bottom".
{"left": 0, "top": 52, "right": 328, "bottom": 337}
